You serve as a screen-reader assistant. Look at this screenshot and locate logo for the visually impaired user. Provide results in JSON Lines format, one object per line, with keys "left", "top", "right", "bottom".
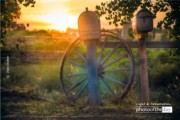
{"left": 135, "top": 103, "right": 173, "bottom": 113}
{"left": 162, "top": 107, "right": 173, "bottom": 113}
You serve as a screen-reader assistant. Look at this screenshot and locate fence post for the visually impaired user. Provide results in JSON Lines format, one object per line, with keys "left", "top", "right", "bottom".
{"left": 138, "top": 33, "right": 150, "bottom": 103}
{"left": 78, "top": 8, "right": 102, "bottom": 106}
{"left": 86, "top": 41, "right": 101, "bottom": 106}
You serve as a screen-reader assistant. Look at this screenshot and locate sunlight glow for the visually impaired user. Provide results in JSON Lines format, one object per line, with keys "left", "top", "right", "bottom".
{"left": 42, "top": 13, "right": 77, "bottom": 31}
{"left": 18, "top": 0, "right": 107, "bottom": 31}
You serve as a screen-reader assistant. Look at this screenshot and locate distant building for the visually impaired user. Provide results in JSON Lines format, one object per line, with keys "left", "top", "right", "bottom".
{"left": 10, "top": 22, "right": 26, "bottom": 30}
{"left": 66, "top": 27, "right": 79, "bottom": 38}
{"left": 122, "top": 21, "right": 132, "bottom": 40}
{"left": 17, "top": 24, "right": 26, "bottom": 30}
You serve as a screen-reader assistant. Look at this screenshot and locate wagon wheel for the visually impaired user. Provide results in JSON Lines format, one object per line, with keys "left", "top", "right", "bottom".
{"left": 60, "top": 30, "right": 135, "bottom": 103}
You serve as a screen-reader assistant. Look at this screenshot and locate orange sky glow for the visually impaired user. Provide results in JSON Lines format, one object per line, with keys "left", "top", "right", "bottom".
{"left": 18, "top": 0, "right": 166, "bottom": 31}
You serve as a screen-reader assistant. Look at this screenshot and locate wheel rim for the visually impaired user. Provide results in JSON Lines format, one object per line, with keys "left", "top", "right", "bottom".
{"left": 60, "top": 31, "right": 135, "bottom": 103}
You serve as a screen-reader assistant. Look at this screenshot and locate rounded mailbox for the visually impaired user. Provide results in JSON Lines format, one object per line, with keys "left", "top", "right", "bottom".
{"left": 78, "top": 8, "right": 101, "bottom": 41}
{"left": 136, "top": 8, "right": 153, "bottom": 33}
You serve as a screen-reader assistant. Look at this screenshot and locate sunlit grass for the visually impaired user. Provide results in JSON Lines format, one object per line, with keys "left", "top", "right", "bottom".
{"left": 4, "top": 30, "right": 72, "bottom": 51}
{"left": 2, "top": 60, "right": 62, "bottom": 100}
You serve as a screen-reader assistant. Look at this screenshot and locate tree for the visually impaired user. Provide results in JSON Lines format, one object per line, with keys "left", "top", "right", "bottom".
{"left": 96, "top": 0, "right": 180, "bottom": 40}
{"left": 1, "top": 0, "right": 36, "bottom": 45}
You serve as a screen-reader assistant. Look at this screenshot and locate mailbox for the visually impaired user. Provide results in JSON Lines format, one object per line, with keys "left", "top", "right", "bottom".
{"left": 136, "top": 8, "right": 153, "bottom": 33}
{"left": 78, "top": 8, "right": 101, "bottom": 41}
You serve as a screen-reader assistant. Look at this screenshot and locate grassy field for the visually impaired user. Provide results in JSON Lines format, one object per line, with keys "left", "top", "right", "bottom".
{"left": 1, "top": 30, "right": 179, "bottom": 120}
{"left": 1, "top": 60, "right": 139, "bottom": 118}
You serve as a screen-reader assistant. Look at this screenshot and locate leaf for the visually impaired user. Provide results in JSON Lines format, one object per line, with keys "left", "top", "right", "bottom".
{"left": 105, "top": 17, "right": 110, "bottom": 20}
{"left": 108, "top": 10, "right": 112, "bottom": 14}
{"left": 101, "top": 2, "right": 105, "bottom": 6}
{"left": 23, "top": 3, "right": 29, "bottom": 7}
{"left": 96, "top": 5, "right": 100, "bottom": 10}
{"left": 18, "top": 0, "right": 23, "bottom": 4}
{"left": 157, "top": 21, "right": 163, "bottom": 29}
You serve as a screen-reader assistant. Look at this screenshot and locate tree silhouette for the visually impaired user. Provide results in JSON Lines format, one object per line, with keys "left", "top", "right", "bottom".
{"left": 96, "top": 0, "right": 180, "bottom": 40}
{"left": 1, "top": 0, "right": 36, "bottom": 46}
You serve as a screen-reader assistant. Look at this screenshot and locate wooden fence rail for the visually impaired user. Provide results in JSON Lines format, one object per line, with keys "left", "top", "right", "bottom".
{"left": 97, "top": 41, "right": 180, "bottom": 48}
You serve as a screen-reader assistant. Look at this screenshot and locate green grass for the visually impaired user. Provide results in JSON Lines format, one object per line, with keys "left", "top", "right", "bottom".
{"left": 1, "top": 52, "right": 137, "bottom": 117}
{"left": 2, "top": 60, "right": 62, "bottom": 99}
{"left": 2, "top": 29, "right": 179, "bottom": 119}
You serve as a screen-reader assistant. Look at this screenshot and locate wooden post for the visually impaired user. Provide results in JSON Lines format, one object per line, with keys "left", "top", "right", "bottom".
{"left": 86, "top": 41, "right": 101, "bottom": 106}
{"left": 138, "top": 33, "right": 150, "bottom": 103}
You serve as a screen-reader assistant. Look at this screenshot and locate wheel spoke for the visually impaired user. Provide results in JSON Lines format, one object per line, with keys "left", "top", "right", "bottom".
{"left": 77, "top": 50, "right": 87, "bottom": 63}
{"left": 97, "top": 36, "right": 108, "bottom": 63}
{"left": 100, "top": 78, "right": 114, "bottom": 96}
{"left": 104, "top": 68, "right": 129, "bottom": 72}
{"left": 103, "top": 54, "right": 127, "bottom": 69}
{"left": 73, "top": 80, "right": 88, "bottom": 100}
{"left": 102, "top": 75, "right": 125, "bottom": 86}
{"left": 103, "top": 56, "right": 122, "bottom": 69}
{"left": 67, "top": 77, "right": 88, "bottom": 92}
{"left": 100, "top": 44, "right": 120, "bottom": 65}
{"left": 67, "top": 71, "right": 87, "bottom": 77}
{"left": 69, "top": 61, "right": 86, "bottom": 69}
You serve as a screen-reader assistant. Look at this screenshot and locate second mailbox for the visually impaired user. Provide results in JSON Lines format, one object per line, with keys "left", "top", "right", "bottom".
{"left": 136, "top": 8, "right": 153, "bottom": 33}
{"left": 78, "top": 9, "right": 101, "bottom": 41}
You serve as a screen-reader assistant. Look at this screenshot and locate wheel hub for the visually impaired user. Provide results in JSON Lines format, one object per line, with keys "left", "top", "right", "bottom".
{"left": 98, "top": 64, "right": 105, "bottom": 78}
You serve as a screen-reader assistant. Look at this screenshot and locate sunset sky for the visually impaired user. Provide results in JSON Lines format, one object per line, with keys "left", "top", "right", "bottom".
{"left": 18, "top": 0, "right": 166, "bottom": 31}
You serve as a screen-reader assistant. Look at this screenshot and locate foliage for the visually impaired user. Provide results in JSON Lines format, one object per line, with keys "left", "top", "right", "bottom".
{"left": 96, "top": 0, "right": 141, "bottom": 26}
{"left": 1, "top": 0, "right": 36, "bottom": 45}
{"left": 148, "top": 48, "right": 180, "bottom": 104}
{"left": 96, "top": 0, "right": 180, "bottom": 40}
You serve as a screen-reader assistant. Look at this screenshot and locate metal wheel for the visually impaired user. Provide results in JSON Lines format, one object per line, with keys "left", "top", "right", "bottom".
{"left": 60, "top": 30, "right": 135, "bottom": 103}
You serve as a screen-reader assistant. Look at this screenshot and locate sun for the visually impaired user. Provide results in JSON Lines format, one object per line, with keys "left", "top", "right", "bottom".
{"left": 42, "top": 13, "right": 77, "bottom": 31}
